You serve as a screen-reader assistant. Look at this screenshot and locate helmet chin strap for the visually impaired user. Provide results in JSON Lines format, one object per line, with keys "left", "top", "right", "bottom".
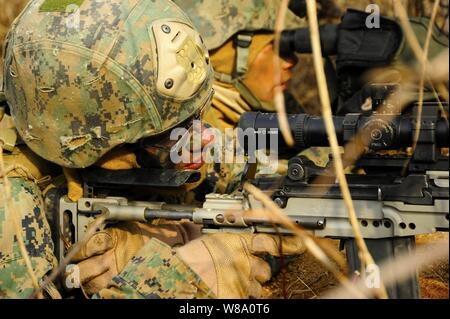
{"left": 213, "top": 32, "right": 266, "bottom": 111}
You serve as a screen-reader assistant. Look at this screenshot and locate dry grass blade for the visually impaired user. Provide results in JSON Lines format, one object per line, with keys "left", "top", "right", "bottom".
{"left": 0, "top": 145, "right": 43, "bottom": 299}
{"left": 305, "top": 0, "right": 388, "bottom": 298}
{"left": 273, "top": 0, "right": 294, "bottom": 147}
{"left": 30, "top": 214, "right": 107, "bottom": 298}
{"left": 410, "top": 0, "right": 441, "bottom": 158}
{"left": 436, "top": 83, "right": 449, "bottom": 102}
{"left": 430, "top": 82, "right": 449, "bottom": 125}
{"left": 296, "top": 276, "right": 318, "bottom": 298}
{"left": 322, "top": 239, "right": 449, "bottom": 299}
{"left": 306, "top": 0, "right": 387, "bottom": 298}
{"left": 426, "top": 48, "right": 450, "bottom": 85}
{"left": 244, "top": 183, "right": 367, "bottom": 298}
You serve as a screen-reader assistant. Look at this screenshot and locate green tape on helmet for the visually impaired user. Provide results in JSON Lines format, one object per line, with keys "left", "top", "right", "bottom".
{"left": 40, "top": 0, "right": 85, "bottom": 12}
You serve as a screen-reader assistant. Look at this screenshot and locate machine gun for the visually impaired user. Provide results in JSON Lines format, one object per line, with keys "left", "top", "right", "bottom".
{"left": 238, "top": 100, "right": 449, "bottom": 298}
{"left": 46, "top": 99, "right": 449, "bottom": 299}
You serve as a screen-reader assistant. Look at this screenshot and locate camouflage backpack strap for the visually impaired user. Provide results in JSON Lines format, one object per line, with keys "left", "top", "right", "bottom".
{"left": 213, "top": 31, "right": 263, "bottom": 110}
{"left": 234, "top": 31, "right": 253, "bottom": 76}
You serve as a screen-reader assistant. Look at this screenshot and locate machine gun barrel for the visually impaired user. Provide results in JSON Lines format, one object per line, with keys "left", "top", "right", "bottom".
{"left": 68, "top": 197, "right": 326, "bottom": 240}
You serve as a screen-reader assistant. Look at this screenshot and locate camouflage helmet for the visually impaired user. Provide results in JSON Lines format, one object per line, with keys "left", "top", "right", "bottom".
{"left": 173, "top": 0, "right": 305, "bottom": 51}
{"left": 3, "top": 0, "right": 214, "bottom": 168}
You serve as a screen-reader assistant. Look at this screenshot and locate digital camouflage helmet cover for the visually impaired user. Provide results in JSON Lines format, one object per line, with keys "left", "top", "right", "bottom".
{"left": 173, "top": 0, "right": 305, "bottom": 51}
{"left": 3, "top": 0, "right": 214, "bottom": 168}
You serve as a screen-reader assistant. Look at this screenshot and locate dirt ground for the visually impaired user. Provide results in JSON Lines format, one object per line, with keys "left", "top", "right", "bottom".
{"left": 262, "top": 233, "right": 449, "bottom": 299}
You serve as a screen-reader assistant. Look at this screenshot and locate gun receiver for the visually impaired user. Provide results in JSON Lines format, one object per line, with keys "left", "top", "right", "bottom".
{"left": 57, "top": 167, "right": 448, "bottom": 242}
{"left": 56, "top": 192, "right": 326, "bottom": 258}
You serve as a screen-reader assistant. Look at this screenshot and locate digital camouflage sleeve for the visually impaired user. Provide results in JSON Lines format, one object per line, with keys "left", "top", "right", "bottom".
{"left": 0, "top": 177, "right": 58, "bottom": 298}
{"left": 93, "top": 239, "right": 214, "bottom": 299}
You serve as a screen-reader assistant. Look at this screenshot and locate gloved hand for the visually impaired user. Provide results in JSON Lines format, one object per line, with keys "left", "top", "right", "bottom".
{"left": 68, "top": 221, "right": 201, "bottom": 296}
{"left": 175, "top": 233, "right": 305, "bottom": 298}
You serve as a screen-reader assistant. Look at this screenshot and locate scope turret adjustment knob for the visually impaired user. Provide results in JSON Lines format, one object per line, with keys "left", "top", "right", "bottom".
{"left": 288, "top": 162, "right": 305, "bottom": 181}
{"left": 361, "top": 119, "right": 395, "bottom": 150}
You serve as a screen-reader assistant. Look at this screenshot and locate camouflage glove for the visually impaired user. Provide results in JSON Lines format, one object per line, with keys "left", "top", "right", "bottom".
{"left": 175, "top": 233, "right": 305, "bottom": 298}
{"left": 69, "top": 221, "right": 201, "bottom": 296}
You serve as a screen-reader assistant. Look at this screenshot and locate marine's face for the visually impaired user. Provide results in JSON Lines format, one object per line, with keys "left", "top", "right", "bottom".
{"left": 143, "top": 122, "right": 214, "bottom": 170}
{"left": 243, "top": 42, "right": 298, "bottom": 102}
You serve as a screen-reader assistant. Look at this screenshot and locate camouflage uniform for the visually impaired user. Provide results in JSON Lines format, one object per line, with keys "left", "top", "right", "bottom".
{"left": 93, "top": 239, "right": 213, "bottom": 299}
{"left": 1, "top": 0, "right": 215, "bottom": 298}
{"left": 0, "top": 177, "right": 58, "bottom": 298}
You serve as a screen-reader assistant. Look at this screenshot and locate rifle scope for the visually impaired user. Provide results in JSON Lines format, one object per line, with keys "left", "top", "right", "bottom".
{"left": 238, "top": 112, "right": 449, "bottom": 152}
